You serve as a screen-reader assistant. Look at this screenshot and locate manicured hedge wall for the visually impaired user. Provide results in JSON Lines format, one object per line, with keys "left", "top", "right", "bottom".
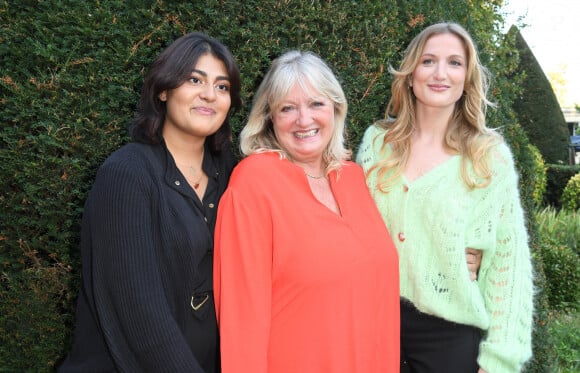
{"left": 0, "top": 0, "right": 551, "bottom": 371}
{"left": 510, "top": 25, "right": 570, "bottom": 164}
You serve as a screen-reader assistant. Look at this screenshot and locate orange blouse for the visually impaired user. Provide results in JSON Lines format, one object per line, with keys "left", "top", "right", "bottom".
{"left": 214, "top": 152, "right": 399, "bottom": 373}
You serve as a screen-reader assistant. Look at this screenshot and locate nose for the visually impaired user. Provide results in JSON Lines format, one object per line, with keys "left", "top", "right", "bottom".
{"left": 434, "top": 63, "right": 447, "bottom": 80}
{"left": 200, "top": 83, "right": 217, "bottom": 101}
{"left": 295, "top": 107, "right": 312, "bottom": 126}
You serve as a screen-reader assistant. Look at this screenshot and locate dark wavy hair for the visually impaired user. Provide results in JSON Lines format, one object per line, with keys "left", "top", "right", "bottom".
{"left": 130, "top": 32, "right": 242, "bottom": 153}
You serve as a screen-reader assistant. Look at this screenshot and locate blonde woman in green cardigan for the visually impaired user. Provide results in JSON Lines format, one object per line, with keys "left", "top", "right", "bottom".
{"left": 357, "top": 22, "right": 533, "bottom": 373}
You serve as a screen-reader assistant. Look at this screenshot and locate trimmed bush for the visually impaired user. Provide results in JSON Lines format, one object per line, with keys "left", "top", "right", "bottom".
{"left": 538, "top": 238, "right": 580, "bottom": 311}
{"left": 509, "top": 26, "right": 570, "bottom": 164}
{"left": 561, "top": 173, "right": 580, "bottom": 211}
{"left": 544, "top": 164, "right": 580, "bottom": 207}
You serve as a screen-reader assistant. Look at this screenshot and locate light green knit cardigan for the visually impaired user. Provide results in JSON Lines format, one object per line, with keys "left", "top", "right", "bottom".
{"left": 357, "top": 124, "right": 534, "bottom": 373}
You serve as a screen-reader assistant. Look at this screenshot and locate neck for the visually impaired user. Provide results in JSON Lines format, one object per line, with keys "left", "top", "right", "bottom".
{"left": 163, "top": 131, "right": 206, "bottom": 167}
{"left": 163, "top": 128, "right": 205, "bottom": 163}
{"left": 292, "top": 159, "right": 325, "bottom": 179}
{"left": 414, "top": 106, "right": 453, "bottom": 144}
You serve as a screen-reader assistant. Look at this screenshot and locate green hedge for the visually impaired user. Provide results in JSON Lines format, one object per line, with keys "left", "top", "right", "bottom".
{"left": 538, "top": 238, "right": 580, "bottom": 311}
{"left": 561, "top": 173, "right": 580, "bottom": 211}
{"left": 0, "top": 0, "right": 552, "bottom": 371}
{"left": 544, "top": 164, "right": 580, "bottom": 207}
{"left": 510, "top": 26, "right": 570, "bottom": 164}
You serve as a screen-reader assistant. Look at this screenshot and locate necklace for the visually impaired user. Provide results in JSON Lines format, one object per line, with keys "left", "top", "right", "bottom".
{"left": 187, "top": 166, "right": 203, "bottom": 189}
{"left": 176, "top": 161, "right": 203, "bottom": 189}
{"left": 305, "top": 171, "right": 324, "bottom": 179}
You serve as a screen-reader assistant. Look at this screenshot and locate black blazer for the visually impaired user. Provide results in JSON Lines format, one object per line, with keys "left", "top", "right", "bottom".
{"left": 58, "top": 141, "right": 235, "bottom": 373}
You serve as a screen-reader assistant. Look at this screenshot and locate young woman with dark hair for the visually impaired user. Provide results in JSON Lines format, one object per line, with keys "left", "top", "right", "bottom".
{"left": 58, "top": 32, "right": 241, "bottom": 372}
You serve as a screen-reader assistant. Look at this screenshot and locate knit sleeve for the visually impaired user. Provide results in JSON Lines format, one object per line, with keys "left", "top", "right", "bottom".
{"left": 214, "top": 161, "right": 273, "bottom": 373}
{"left": 89, "top": 157, "right": 203, "bottom": 372}
{"left": 477, "top": 144, "right": 534, "bottom": 373}
{"left": 356, "top": 124, "right": 380, "bottom": 171}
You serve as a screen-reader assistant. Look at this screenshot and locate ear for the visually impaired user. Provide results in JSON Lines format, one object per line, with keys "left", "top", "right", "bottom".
{"left": 159, "top": 91, "right": 167, "bottom": 101}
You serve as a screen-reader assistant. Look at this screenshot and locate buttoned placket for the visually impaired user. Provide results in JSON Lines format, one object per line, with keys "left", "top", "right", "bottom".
{"left": 397, "top": 181, "right": 411, "bottom": 245}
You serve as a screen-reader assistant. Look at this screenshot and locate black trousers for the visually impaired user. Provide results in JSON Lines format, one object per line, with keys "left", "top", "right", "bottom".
{"left": 400, "top": 299, "right": 482, "bottom": 373}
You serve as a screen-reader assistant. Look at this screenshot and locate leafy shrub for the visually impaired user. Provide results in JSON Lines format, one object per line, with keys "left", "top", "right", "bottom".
{"left": 526, "top": 241, "right": 555, "bottom": 373}
{"left": 528, "top": 144, "right": 547, "bottom": 206}
{"left": 537, "top": 237, "right": 580, "bottom": 311}
{"left": 561, "top": 173, "right": 580, "bottom": 211}
{"left": 544, "top": 164, "right": 580, "bottom": 208}
{"left": 536, "top": 207, "right": 580, "bottom": 254}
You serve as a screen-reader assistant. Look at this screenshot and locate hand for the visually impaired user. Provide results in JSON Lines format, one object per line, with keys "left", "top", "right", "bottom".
{"left": 465, "top": 248, "right": 482, "bottom": 281}
{"left": 478, "top": 368, "right": 488, "bottom": 373}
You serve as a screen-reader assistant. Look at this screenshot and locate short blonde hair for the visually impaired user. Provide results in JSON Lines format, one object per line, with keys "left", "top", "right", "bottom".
{"left": 240, "top": 50, "right": 351, "bottom": 174}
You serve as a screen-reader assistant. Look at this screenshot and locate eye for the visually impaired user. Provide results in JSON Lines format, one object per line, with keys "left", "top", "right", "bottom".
{"left": 280, "top": 105, "right": 294, "bottom": 113}
{"left": 450, "top": 60, "right": 462, "bottom": 66}
{"left": 189, "top": 76, "right": 202, "bottom": 84}
{"left": 311, "top": 100, "right": 326, "bottom": 108}
{"left": 216, "top": 82, "right": 230, "bottom": 92}
{"left": 421, "top": 58, "right": 434, "bottom": 65}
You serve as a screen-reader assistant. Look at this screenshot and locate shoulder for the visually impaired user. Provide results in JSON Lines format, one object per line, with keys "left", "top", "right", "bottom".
{"left": 96, "top": 143, "right": 161, "bottom": 182}
{"left": 490, "top": 140, "right": 514, "bottom": 162}
{"left": 233, "top": 152, "right": 281, "bottom": 174}
{"left": 357, "top": 123, "right": 389, "bottom": 166}
{"left": 209, "top": 144, "right": 238, "bottom": 177}
{"left": 339, "top": 160, "right": 365, "bottom": 178}
{"left": 228, "top": 152, "right": 285, "bottom": 187}
{"left": 360, "top": 123, "right": 387, "bottom": 145}
{"left": 103, "top": 142, "right": 158, "bottom": 166}
{"left": 488, "top": 140, "right": 517, "bottom": 176}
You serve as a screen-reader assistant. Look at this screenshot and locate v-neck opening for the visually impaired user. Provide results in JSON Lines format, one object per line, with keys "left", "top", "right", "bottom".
{"left": 284, "top": 157, "right": 344, "bottom": 218}
{"left": 403, "top": 155, "right": 459, "bottom": 185}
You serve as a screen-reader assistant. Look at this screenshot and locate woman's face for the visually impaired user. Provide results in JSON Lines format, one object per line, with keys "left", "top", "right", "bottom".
{"left": 160, "top": 53, "right": 231, "bottom": 140}
{"left": 411, "top": 33, "right": 467, "bottom": 113}
{"left": 271, "top": 81, "right": 335, "bottom": 165}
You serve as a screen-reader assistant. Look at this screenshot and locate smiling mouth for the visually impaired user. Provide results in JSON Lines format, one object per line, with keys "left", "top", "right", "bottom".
{"left": 294, "top": 129, "right": 319, "bottom": 139}
{"left": 194, "top": 107, "right": 215, "bottom": 115}
{"left": 428, "top": 84, "right": 449, "bottom": 90}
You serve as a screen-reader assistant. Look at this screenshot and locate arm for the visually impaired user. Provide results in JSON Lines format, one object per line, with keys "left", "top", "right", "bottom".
{"left": 477, "top": 146, "right": 534, "bottom": 373}
{"left": 214, "top": 176, "right": 273, "bottom": 373}
{"left": 89, "top": 159, "right": 204, "bottom": 372}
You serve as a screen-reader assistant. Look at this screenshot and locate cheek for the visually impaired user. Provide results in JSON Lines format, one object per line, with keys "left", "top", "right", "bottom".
{"left": 220, "top": 96, "right": 232, "bottom": 111}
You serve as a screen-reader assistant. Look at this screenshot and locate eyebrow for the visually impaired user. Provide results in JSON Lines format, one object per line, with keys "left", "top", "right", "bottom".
{"left": 421, "top": 53, "right": 465, "bottom": 60}
{"left": 191, "top": 69, "right": 230, "bottom": 82}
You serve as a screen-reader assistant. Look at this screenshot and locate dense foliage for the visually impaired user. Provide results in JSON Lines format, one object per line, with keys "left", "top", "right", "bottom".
{"left": 561, "top": 173, "right": 580, "bottom": 211}
{"left": 509, "top": 25, "right": 570, "bottom": 164}
{"left": 539, "top": 239, "right": 580, "bottom": 311}
{"left": 544, "top": 164, "right": 580, "bottom": 207}
{"left": 536, "top": 207, "right": 580, "bottom": 310}
{"left": 0, "top": 0, "right": 556, "bottom": 371}
{"left": 528, "top": 143, "right": 548, "bottom": 206}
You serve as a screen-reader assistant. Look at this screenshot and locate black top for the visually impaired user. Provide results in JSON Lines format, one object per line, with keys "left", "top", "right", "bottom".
{"left": 58, "top": 141, "right": 235, "bottom": 373}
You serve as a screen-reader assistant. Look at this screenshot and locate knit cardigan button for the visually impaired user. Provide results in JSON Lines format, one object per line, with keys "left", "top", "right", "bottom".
{"left": 403, "top": 185, "right": 409, "bottom": 192}
{"left": 398, "top": 232, "right": 405, "bottom": 242}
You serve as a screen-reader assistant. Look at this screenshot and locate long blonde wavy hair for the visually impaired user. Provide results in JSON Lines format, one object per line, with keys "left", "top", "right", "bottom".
{"left": 240, "top": 50, "right": 350, "bottom": 175}
{"left": 370, "top": 22, "right": 501, "bottom": 192}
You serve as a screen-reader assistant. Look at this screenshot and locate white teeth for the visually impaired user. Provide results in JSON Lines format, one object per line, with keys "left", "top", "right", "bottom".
{"left": 294, "top": 129, "right": 318, "bottom": 138}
